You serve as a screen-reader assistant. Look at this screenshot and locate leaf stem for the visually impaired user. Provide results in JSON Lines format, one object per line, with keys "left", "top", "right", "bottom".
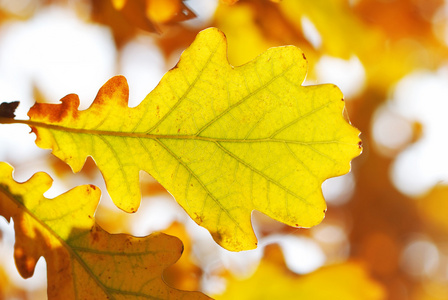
{"left": 0, "top": 117, "right": 31, "bottom": 125}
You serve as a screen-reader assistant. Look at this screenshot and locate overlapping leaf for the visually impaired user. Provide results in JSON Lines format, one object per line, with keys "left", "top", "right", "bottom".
{"left": 91, "top": 0, "right": 195, "bottom": 45}
{"left": 163, "top": 222, "right": 203, "bottom": 291}
{"left": 212, "top": 2, "right": 315, "bottom": 67}
{"left": 0, "top": 162, "right": 209, "bottom": 299}
{"left": 418, "top": 185, "right": 448, "bottom": 234}
{"left": 215, "top": 247, "right": 385, "bottom": 300}
{"left": 24, "top": 27, "right": 361, "bottom": 251}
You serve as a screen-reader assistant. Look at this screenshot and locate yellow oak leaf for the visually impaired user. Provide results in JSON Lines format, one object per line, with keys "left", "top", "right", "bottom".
{"left": 212, "top": 2, "right": 314, "bottom": 67}
{"left": 278, "top": 0, "right": 382, "bottom": 60}
{"left": 19, "top": 28, "right": 360, "bottom": 251}
{"left": 215, "top": 246, "right": 385, "bottom": 300}
{"left": 0, "top": 162, "right": 210, "bottom": 300}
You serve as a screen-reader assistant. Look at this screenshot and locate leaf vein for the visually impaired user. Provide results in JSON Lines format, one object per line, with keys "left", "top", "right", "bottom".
{"left": 155, "top": 138, "right": 246, "bottom": 234}
{"left": 195, "top": 63, "right": 296, "bottom": 136}
{"left": 215, "top": 141, "right": 311, "bottom": 206}
{"left": 146, "top": 40, "right": 221, "bottom": 134}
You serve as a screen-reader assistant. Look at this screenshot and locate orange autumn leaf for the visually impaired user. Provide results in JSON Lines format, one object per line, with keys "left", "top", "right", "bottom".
{"left": 219, "top": 0, "right": 280, "bottom": 4}
{"left": 163, "top": 222, "right": 203, "bottom": 291}
{"left": 156, "top": 25, "right": 200, "bottom": 60}
{"left": 278, "top": 0, "right": 382, "bottom": 60}
{"left": 212, "top": 1, "right": 315, "bottom": 68}
{"left": 145, "top": 0, "right": 195, "bottom": 24}
{"left": 0, "top": 162, "right": 210, "bottom": 300}
{"left": 220, "top": 0, "right": 239, "bottom": 5}
{"left": 216, "top": 0, "right": 445, "bottom": 94}
{"left": 91, "top": 0, "right": 157, "bottom": 45}
{"left": 418, "top": 185, "right": 448, "bottom": 234}
{"left": 353, "top": 0, "right": 443, "bottom": 41}
{"left": 91, "top": 0, "right": 195, "bottom": 45}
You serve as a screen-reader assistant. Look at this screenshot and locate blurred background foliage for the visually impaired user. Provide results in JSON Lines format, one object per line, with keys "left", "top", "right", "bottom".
{"left": 1, "top": 0, "right": 448, "bottom": 299}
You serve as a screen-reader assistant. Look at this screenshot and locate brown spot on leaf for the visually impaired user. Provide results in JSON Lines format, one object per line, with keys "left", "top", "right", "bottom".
{"left": 194, "top": 213, "right": 203, "bottom": 223}
{"left": 358, "top": 141, "right": 363, "bottom": 149}
{"left": 211, "top": 231, "right": 222, "bottom": 244}
{"left": 302, "top": 53, "right": 306, "bottom": 60}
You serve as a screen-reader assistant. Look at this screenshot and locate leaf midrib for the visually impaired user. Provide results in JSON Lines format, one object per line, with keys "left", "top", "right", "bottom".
{"left": 1, "top": 118, "right": 347, "bottom": 146}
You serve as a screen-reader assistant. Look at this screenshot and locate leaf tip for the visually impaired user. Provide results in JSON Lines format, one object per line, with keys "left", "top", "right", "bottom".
{"left": 197, "top": 27, "right": 227, "bottom": 48}
{"left": 211, "top": 228, "right": 258, "bottom": 252}
{"left": 14, "top": 246, "right": 37, "bottom": 278}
